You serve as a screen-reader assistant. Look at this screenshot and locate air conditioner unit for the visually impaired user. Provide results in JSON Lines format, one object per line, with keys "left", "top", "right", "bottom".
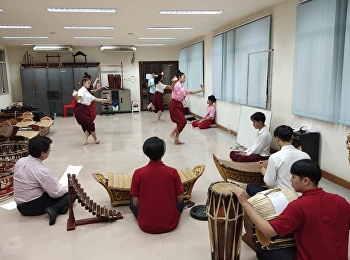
{"left": 101, "top": 45, "right": 137, "bottom": 52}
{"left": 33, "top": 45, "right": 73, "bottom": 53}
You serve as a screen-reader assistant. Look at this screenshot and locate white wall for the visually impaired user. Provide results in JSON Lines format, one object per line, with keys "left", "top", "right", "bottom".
{"left": 185, "top": 0, "right": 350, "bottom": 181}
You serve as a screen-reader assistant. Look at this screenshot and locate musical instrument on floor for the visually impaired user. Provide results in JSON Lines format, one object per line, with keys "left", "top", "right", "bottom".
{"left": 213, "top": 154, "right": 267, "bottom": 185}
{"left": 247, "top": 188, "right": 299, "bottom": 250}
{"left": 92, "top": 165, "right": 205, "bottom": 207}
{"left": 0, "top": 160, "right": 15, "bottom": 201}
{"left": 66, "top": 174, "right": 123, "bottom": 231}
{"left": 0, "top": 141, "right": 28, "bottom": 161}
{"left": 206, "top": 181, "right": 244, "bottom": 260}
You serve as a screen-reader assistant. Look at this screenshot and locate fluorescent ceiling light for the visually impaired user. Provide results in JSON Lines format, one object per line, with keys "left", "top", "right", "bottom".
{"left": 74, "top": 36, "right": 114, "bottom": 39}
{"left": 47, "top": 8, "right": 118, "bottom": 13}
{"left": 0, "top": 9, "right": 3, "bottom": 12}
{"left": 64, "top": 26, "right": 115, "bottom": 30}
{"left": 139, "top": 37, "right": 175, "bottom": 40}
{"left": 159, "top": 10, "right": 222, "bottom": 15}
{"left": 23, "top": 43, "right": 59, "bottom": 46}
{"left": 0, "top": 25, "right": 32, "bottom": 29}
{"left": 147, "top": 27, "right": 193, "bottom": 30}
{"left": 135, "top": 43, "right": 165, "bottom": 46}
{"left": 3, "top": 36, "right": 48, "bottom": 39}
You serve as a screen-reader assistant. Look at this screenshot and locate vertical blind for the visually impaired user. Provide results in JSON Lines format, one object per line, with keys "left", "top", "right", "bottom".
{"left": 292, "top": 0, "right": 350, "bottom": 126}
{"left": 212, "top": 16, "right": 271, "bottom": 108}
{"left": 179, "top": 41, "right": 204, "bottom": 92}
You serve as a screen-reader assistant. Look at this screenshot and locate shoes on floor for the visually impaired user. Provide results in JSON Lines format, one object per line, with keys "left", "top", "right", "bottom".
{"left": 45, "top": 207, "right": 58, "bottom": 226}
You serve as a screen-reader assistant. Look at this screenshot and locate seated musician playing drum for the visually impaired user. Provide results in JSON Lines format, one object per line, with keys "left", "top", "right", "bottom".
{"left": 232, "top": 159, "right": 350, "bottom": 260}
{"left": 246, "top": 125, "right": 310, "bottom": 196}
{"left": 130, "top": 137, "right": 184, "bottom": 234}
{"left": 13, "top": 136, "right": 74, "bottom": 226}
{"left": 229, "top": 112, "right": 272, "bottom": 162}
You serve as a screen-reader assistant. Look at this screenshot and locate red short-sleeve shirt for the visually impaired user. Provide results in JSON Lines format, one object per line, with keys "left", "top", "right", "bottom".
{"left": 130, "top": 161, "right": 184, "bottom": 234}
{"left": 270, "top": 188, "right": 350, "bottom": 260}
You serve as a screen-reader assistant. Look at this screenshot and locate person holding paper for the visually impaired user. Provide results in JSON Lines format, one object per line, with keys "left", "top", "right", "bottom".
{"left": 13, "top": 136, "right": 72, "bottom": 226}
{"left": 231, "top": 159, "right": 350, "bottom": 260}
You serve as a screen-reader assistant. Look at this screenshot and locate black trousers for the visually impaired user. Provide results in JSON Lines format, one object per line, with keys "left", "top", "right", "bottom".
{"left": 17, "top": 192, "right": 69, "bottom": 216}
{"left": 256, "top": 246, "right": 296, "bottom": 260}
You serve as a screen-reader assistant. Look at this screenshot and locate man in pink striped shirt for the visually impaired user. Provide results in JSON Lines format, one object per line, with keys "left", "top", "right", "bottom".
{"left": 14, "top": 136, "right": 71, "bottom": 226}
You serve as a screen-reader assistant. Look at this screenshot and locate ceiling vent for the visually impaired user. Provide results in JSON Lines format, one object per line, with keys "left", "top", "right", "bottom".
{"left": 33, "top": 45, "right": 73, "bottom": 53}
{"left": 101, "top": 45, "right": 137, "bottom": 52}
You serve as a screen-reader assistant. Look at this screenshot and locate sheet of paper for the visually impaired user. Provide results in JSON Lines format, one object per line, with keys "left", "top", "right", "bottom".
{"left": 59, "top": 165, "right": 82, "bottom": 186}
{"left": 1, "top": 201, "right": 17, "bottom": 210}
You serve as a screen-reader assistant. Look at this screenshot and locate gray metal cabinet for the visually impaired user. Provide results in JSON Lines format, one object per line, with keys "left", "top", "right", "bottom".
{"left": 118, "top": 89, "right": 131, "bottom": 111}
{"left": 20, "top": 66, "right": 101, "bottom": 117}
{"left": 20, "top": 68, "right": 51, "bottom": 116}
{"left": 100, "top": 89, "right": 131, "bottom": 114}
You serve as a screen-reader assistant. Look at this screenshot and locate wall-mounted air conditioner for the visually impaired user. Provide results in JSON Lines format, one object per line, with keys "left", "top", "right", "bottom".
{"left": 33, "top": 45, "right": 73, "bottom": 53}
{"left": 101, "top": 45, "right": 137, "bottom": 52}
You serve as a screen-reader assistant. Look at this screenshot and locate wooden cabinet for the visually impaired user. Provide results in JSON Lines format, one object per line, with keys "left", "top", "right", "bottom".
{"left": 100, "top": 89, "right": 131, "bottom": 115}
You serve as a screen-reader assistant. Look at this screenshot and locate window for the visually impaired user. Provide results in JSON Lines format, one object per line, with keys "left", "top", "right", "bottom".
{"left": 0, "top": 50, "right": 8, "bottom": 95}
{"left": 179, "top": 41, "right": 204, "bottom": 93}
{"left": 212, "top": 16, "right": 271, "bottom": 108}
{"left": 292, "top": 0, "right": 350, "bottom": 126}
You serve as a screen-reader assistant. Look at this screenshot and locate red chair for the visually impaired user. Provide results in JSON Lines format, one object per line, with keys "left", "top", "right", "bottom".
{"left": 63, "top": 98, "right": 77, "bottom": 118}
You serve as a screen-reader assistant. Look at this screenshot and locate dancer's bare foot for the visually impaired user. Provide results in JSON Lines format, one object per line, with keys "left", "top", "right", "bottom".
{"left": 82, "top": 142, "right": 88, "bottom": 146}
{"left": 157, "top": 119, "right": 164, "bottom": 122}
{"left": 174, "top": 139, "right": 184, "bottom": 145}
{"left": 95, "top": 140, "right": 100, "bottom": 144}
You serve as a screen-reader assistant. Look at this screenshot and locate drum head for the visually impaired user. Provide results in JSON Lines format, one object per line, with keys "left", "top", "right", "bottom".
{"left": 190, "top": 205, "right": 207, "bottom": 221}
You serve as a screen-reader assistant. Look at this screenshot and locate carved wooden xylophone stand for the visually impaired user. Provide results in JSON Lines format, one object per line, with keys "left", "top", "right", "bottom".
{"left": 67, "top": 174, "right": 123, "bottom": 231}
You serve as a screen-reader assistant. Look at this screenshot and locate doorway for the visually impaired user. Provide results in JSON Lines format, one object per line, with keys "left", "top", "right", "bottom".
{"left": 138, "top": 61, "right": 178, "bottom": 111}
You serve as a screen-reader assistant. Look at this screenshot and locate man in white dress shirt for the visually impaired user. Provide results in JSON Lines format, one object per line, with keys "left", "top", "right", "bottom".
{"left": 230, "top": 112, "right": 272, "bottom": 162}
{"left": 246, "top": 125, "right": 310, "bottom": 196}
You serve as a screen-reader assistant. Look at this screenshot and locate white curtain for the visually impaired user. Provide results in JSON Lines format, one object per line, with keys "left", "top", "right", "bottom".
{"left": 179, "top": 41, "right": 204, "bottom": 93}
{"left": 340, "top": 1, "right": 350, "bottom": 126}
{"left": 212, "top": 34, "right": 224, "bottom": 99}
{"left": 292, "top": 0, "right": 347, "bottom": 123}
{"left": 212, "top": 16, "right": 271, "bottom": 107}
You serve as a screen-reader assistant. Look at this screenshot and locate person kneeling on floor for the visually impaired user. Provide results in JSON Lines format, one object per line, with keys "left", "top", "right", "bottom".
{"left": 192, "top": 94, "right": 217, "bottom": 129}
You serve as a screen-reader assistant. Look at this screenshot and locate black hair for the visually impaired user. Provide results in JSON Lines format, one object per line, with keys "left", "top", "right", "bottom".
{"left": 83, "top": 72, "right": 92, "bottom": 79}
{"left": 250, "top": 112, "right": 266, "bottom": 124}
{"left": 290, "top": 159, "right": 321, "bottom": 185}
{"left": 176, "top": 70, "right": 185, "bottom": 79}
{"left": 208, "top": 95, "right": 216, "bottom": 103}
{"left": 142, "top": 136, "right": 166, "bottom": 161}
{"left": 154, "top": 73, "right": 163, "bottom": 85}
{"left": 274, "top": 125, "right": 293, "bottom": 142}
{"left": 81, "top": 76, "right": 91, "bottom": 86}
{"left": 28, "top": 136, "right": 52, "bottom": 158}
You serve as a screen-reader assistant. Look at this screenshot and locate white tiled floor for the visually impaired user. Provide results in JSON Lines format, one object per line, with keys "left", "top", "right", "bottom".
{"left": 1, "top": 110, "right": 349, "bottom": 260}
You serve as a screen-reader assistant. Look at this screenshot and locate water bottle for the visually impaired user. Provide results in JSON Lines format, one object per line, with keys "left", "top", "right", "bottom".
{"left": 54, "top": 112, "right": 57, "bottom": 118}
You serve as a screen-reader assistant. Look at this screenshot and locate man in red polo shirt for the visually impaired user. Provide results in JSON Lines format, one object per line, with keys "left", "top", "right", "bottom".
{"left": 130, "top": 137, "right": 184, "bottom": 234}
{"left": 232, "top": 159, "right": 350, "bottom": 260}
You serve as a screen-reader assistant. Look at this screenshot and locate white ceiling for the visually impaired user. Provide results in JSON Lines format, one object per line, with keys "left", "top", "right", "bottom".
{"left": 0, "top": 0, "right": 287, "bottom": 48}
